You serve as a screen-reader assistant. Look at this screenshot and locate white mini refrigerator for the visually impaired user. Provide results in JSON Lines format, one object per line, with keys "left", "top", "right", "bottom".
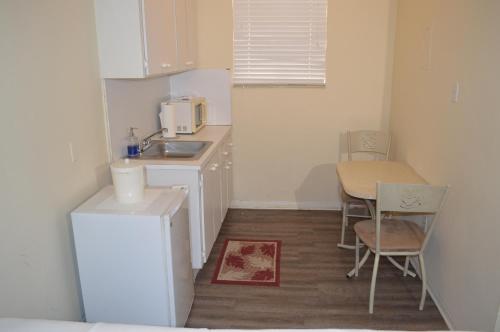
{"left": 71, "top": 186, "right": 194, "bottom": 327}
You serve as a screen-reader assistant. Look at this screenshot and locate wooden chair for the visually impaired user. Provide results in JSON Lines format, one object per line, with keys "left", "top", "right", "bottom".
{"left": 353, "top": 182, "right": 449, "bottom": 313}
{"left": 338, "top": 130, "right": 391, "bottom": 249}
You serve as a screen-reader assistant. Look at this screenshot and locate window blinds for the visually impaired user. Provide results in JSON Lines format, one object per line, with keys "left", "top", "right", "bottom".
{"left": 233, "top": 0, "right": 328, "bottom": 85}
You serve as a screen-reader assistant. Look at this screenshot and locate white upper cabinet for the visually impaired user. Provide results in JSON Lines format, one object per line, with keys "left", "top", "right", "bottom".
{"left": 185, "top": 0, "right": 198, "bottom": 69}
{"left": 94, "top": 0, "right": 197, "bottom": 78}
{"left": 175, "top": 0, "right": 197, "bottom": 71}
{"left": 142, "top": 0, "right": 177, "bottom": 76}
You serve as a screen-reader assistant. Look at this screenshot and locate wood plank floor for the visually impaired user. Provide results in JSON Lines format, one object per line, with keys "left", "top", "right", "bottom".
{"left": 186, "top": 209, "right": 447, "bottom": 330}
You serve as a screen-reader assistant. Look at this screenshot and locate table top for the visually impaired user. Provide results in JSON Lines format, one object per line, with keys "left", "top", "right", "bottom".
{"left": 336, "top": 160, "right": 427, "bottom": 200}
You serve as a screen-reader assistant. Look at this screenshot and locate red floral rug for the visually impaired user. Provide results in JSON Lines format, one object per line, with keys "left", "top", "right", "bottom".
{"left": 211, "top": 239, "right": 281, "bottom": 286}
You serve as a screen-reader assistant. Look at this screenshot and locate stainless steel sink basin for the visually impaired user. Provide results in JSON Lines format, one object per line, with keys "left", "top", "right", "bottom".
{"left": 138, "top": 140, "right": 213, "bottom": 160}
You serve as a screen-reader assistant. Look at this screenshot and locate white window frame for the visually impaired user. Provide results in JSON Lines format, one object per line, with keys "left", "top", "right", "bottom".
{"left": 233, "top": 0, "right": 328, "bottom": 86}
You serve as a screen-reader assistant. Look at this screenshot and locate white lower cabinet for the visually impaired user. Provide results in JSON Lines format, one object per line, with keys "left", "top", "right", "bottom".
{"left": 221, "top": 136, "right": 233, "bottom": 217}
{"left": 146, "top": 132, "right": 233, "bottom": 269}
{"left": 201, "top": 152, "right": 222, "bottom": 257}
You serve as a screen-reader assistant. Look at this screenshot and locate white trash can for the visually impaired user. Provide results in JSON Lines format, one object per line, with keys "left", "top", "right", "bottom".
{"left": 110, "top": 158, "right": 144, "bottom": 204}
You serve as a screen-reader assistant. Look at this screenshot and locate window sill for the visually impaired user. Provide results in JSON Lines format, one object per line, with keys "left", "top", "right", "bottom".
{"left": 233, "top": 83, "right": 327, "bottom": 88}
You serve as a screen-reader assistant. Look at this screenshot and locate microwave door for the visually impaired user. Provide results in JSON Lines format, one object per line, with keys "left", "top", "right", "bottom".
{"left": 194, "top": 104, "right": 203, "bottom": 128}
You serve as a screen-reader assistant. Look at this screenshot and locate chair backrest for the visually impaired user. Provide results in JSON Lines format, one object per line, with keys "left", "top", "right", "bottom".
{"left": 347, "top": 130, "right": 391, "bottom": 161}
{"left": 375, "top": 182, "right": 449, "bottom": 252}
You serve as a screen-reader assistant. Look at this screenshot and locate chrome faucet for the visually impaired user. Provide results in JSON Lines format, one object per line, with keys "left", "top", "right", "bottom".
{"left": 140, "top": 129, "right": 163, "bottom": 153}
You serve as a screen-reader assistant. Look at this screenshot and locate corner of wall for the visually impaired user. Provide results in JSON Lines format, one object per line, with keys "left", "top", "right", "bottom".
{"left": 382, "top": 0, "right": 399, "bottom": 133}
{"left": 409, "top": 258, "right": 455, "bottom": 330}
{"left": 100, "top": 79, "right": 114, "bottom": 163}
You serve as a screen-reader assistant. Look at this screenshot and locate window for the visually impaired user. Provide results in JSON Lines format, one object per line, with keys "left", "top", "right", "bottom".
{"left": 233, "top": 0, "right": 328, "bottom": 86}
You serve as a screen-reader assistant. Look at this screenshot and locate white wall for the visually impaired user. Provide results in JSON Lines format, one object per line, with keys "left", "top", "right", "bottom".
{"left": 0, "top": 1, "right": 109, "bottom": 320}
{"left": 104, "top": 77, "right": 170, "bottom": 161}
{"left": 390, "top": 1, "right": 500, "bottom": 331}
{"left": 195, "top": 0, "right": 398, "bottom": 210}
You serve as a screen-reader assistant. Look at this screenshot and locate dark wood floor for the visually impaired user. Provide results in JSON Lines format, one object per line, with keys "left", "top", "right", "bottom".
{"left": 186, "top": 209, "right": 447, "bottom": 330}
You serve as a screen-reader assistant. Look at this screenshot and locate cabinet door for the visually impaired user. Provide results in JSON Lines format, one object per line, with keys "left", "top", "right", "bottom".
{"left": 227, "top": 140, "right": 234, "bottom": 206}
{"left": 167, "top": 201, "right": 194, "bottom": 326}
{"left": 221, "top": 141, "right": 230, "bottom": 218}
{"left": 201, "top": 164, "right": 216, "bottom": 260}
{"left": 213, "top": 153, "right": 223, "bottom": 234}
{"left": 222, "top": 136, "right": 233, "bottom": 218}
{"left": 201, "top": 151, "right": 224, "bottom": 260}
{"left": 221, "top": 160, "right": 229, "bottom": 219}
{"left": 185, "top": 0, "right": 197, "bottom": 68}
{"left": 142, "top": 0, "right": 177, "bottom": 75}
{"left": 209, "top": 151, "right": 223, "bottom": 235}
{"left": 175, "top": 0, "right": 197, "bottom": 70}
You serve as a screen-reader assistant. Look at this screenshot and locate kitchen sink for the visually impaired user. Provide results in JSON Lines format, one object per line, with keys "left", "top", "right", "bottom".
{"left": 138, "top": 140, "right": 213, "bottom": 160}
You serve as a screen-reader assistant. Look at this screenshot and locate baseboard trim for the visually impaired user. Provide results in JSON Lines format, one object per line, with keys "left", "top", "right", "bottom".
{"left": 410, "top": 259, "right": 454, "bottom": 330}
{"left": 230, "top": 200, "right": 341, "bottom": 211}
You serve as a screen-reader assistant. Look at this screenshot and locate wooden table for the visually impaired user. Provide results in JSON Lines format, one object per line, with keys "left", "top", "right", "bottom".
{"left": 337, "top": 160, "right": 426, "bottom": 200}
{"left": 336, "top": 160, "right": 427, "bottom": 277}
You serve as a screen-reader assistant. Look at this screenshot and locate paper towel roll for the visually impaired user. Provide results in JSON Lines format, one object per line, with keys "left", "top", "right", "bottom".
{"left": 159, "top": 103, "right": 176, "bottom": 138}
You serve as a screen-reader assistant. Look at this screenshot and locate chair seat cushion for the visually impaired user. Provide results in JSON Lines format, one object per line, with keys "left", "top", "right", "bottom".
{"left": 353, "top": 218, "right": 424, "bottom": 252}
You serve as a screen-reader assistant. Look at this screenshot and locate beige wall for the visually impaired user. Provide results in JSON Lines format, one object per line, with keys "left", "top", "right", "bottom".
{"left": 105, "top": 77, "right": 170, "bottom": 161}
{"left": 390, "top": 1, "right": 500, "bottom": 331}
{"left": 0, "top": 1, "right": 108, "bottom": 320}
{"left": 196, "top": 0, "right": 397, "bottom": 209}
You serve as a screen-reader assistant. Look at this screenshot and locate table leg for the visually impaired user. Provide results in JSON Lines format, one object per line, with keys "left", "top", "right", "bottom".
{"left": 338, "top": 200, "right": 373, "bottom": 250}
{"left": 364, "top": 199, "right": 376, "bottom": 220}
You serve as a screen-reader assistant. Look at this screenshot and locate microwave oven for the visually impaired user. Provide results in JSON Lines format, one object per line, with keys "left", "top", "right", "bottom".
{"left": 169, "top": 97, "right": 207, "bottom": 134}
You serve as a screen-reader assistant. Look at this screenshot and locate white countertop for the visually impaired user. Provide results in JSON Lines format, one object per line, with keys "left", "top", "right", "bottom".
{"left": 132, "top": 125, "right": 232, "bottom": 170}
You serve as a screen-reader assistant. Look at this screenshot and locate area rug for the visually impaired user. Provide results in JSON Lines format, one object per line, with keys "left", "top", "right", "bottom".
{"left": 211, "top": 239, "right": 281, "bottom": 286}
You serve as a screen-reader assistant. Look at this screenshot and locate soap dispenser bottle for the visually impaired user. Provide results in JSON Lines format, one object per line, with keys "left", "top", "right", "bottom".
{"left": 127, "top": 127, "right": 140, "bottom": 157}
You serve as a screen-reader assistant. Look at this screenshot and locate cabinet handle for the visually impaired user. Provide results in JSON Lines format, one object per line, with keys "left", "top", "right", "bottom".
{"left": 161, "top": 63, "right": 172, "bottom": 68}
{"left": 227, "top": 161, "right": 233, "bottom": 166}
{"left": 210, "top": 166, "right": 217, "bottom": 172}
{"left": 225, "top": 166, "right": 231, "bottom": 170}
{"left": 223, "top": 151, "right": 229, "bottom": 156}
{"left": 213, "top": 163, "right": 219, "bottom": 168}
{"left": 185, "top": 61, "right": 194, "bottom": 66}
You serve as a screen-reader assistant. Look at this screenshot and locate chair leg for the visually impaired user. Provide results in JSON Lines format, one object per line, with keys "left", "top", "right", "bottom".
{"left": 419, "top": 254, "right": 427, "bottom": 310}
{"left": 369, "top": 253, "right": 380, "bottom": 314}
{"left": 347, "top": 248, "right": 370, "bottom": 278}
{"left": 403, "top": 256, "right": 410, "bottom": 277}
{"left": 355, "top": 235, "right": 360, "bottom": 277}
{"left": 340, "top": 202, "right": 347, "bottom": 245}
